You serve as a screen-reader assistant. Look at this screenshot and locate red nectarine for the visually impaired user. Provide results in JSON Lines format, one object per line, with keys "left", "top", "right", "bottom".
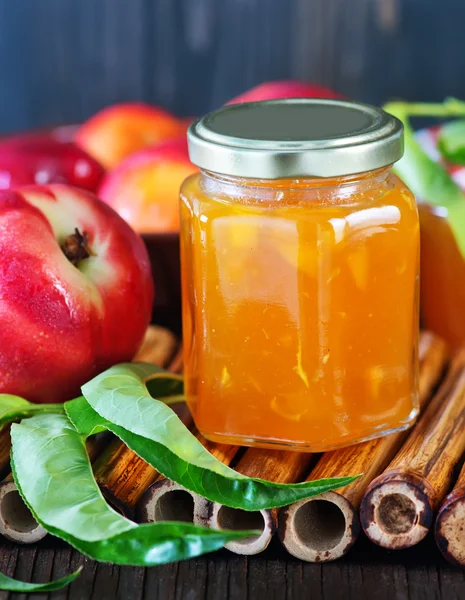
{"left": 0, "top": 135, "right": 105, "bottom": 193}
{"left": 0, "top": 184, "right": 154, "bottom": 403}
{"left": 75, "top": 103, "right": 187, "bottom": 169}
{"left": 227, "top": 80, "right": 342, "bottom": 104}
{"left": 98, "top": 138, "right": 197, "bottom": 234}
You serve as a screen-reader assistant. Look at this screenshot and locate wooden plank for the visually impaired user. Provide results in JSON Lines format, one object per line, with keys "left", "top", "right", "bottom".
{"left": 11, "top": 544, "right": 37, "bottom": 600}
{"left": 0, "top": 541, "right": 18, "bottom": 600}
{"left": 0, "top": 538, "right": 465, "bottom": 599}
{"left": 67, "top": 550, "right": 97, "bottom": 600}
{"left": 143, "top": 561, "right": 179, "bottom": 600}
{"left": 2, "top": 0, "right": 465, "bottom": 133}
{"left": 91, "top": 562, "right": 119, "bottom": 600}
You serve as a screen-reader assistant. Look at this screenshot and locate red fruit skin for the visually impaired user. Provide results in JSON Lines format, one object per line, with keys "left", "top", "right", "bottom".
{"left": 227, "top": 80, "right": 342, "bottom": 104}
{"left": 0, "top": 184, "right": 154, "bottom": 403}
{"left": 75, "top": 102, "right": 186, "bottom": 170}
{"left": 0, "top": 135, "right": 105, "bottom": 193}
{"left": 98, "top": 137, "right": 197, "bottom": 234}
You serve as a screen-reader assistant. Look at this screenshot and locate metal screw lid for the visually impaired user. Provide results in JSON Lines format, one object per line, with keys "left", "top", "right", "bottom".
{"left": 187, "top": 98, "right": 403, "bottom": 179}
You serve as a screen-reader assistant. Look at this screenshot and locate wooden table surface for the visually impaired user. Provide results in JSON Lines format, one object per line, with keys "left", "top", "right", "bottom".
{"left": 0, "top": 533, "right": 464, "bottom": 600}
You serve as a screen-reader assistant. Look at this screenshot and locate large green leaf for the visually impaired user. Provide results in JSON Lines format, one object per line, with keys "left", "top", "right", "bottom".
{"left": 437, "top": 119, "right": 465, "bottom": 165}
{"left": 10, "top": 413, "right": 256, "bottom": 567}
{"left": 384, "top": 100, "right": 465, "bottom": 258}
{"left": 70, "top": 364, "right": 359, "bottom": 510}
{"left": 0, "top": 568, "right": 82, "bottom": 593}
{"left": 0, "top": 394, "right": 63, "bottom": 431}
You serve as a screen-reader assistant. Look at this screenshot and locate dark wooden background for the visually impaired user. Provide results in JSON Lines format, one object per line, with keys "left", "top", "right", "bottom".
{"left": 1, "top": 0, "right": 465, "bottom": 133}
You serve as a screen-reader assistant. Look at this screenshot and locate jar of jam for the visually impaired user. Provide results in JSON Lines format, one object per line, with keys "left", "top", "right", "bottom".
{"left": 180, "top": 99, "right": 419, "bottom": 451}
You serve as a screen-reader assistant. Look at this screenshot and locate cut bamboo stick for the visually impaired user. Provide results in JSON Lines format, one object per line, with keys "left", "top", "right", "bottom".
{"left": 360, "top": 346, "right": 465, "bottom": 550}
{"left": 0, "top": 432, "right": 108, "bottom": 543}
{"left": 167, "top": 344, "right": 184, "bottom": 376}
{"left": 93, "top": 325, "right": 183, "bottom": 518}
{"left": 94, "top": 403, "right": 191, "bottom": 520}
{"left": 0, "top": 473, "right": 44, "bottom": 544}
{"left": 0, "top": 427, "right": 43, "bottom": 544}
{"left": 279, "top": 331, "right": 448, "bottom": 562}
{"left": 133, "top": 325, "right": 178, "bottom": 367}
{"left": 137, "top": 432, "right": 240, "bottom": 527}
{"left": 435, "top": 461, "right": 465, "bottom": 566}
{"left": 93, "top": 438, "right": 159, "bottom": 519}
{"left": 0, "top": 428, "right": 11, "bottom": 476}
{"left": 208, "top": 448, "right": 313, "bottom": 555}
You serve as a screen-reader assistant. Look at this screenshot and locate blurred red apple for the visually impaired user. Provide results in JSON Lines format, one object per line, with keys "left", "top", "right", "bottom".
{"left": 0, "top": 135, "right": 105, "bottom": 193}
{"left": 0, "top": 184, "right": 154, "bottom": 403}
{"left": 227, "top": 80, "right": 342, "bottom": 104}
{"left": 75, "top": 103, "right": 187, "bottom": 169}
{"left": 98, "top": 138, "right": 197, "bottom": 234}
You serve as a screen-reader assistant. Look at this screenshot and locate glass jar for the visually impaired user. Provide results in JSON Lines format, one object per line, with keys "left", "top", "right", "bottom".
{"left": 180, "top": 99, "right": 419, "bottom": 451}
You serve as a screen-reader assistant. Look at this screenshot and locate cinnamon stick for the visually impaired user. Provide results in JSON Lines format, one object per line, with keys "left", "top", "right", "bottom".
{"left": 208, "top": 448, "right": 313, "bottom": 555}
{"left": 435, "top": 460, "right": 465, "bottom": 566}
{"left": 279, "top": 331, "right": 448, "bottom": 562}
{"left": 138, "top": 432, "right": 239, "bottom": 527}
{"left": 360, "top": 345, "right": 465, "bottom": 550}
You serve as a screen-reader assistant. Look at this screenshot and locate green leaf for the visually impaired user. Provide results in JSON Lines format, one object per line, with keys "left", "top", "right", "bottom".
{"left": 384, "top": 101, "right": 465, "bottom": 258}
{"left": 10, "top": 413, "right": 256, "bottom": 566}
{"left": 437, "top": 120, "right": 465, "bottom": 164}
{"left": 70, "top": 363, "right": 359, "bottom": 510}
{"left": 0, "top": 394, "right": 64, "bottom": 431}
{"left": 0, "top": 568, "right": 82, "bottom": 593}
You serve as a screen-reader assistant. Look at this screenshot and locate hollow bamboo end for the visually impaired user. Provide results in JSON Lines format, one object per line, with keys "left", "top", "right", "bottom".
{"left": 278, "top": 491, "right": 359, "bottom": 562}
{"left": 138, "top": 479, "right": 205, "bottom": 525}
{"left": 100, "top": 487, "right": 136, "bottom": 520}
{"left": 435, "top": 489, "right": 465, "bottom": 567}
{"left": 360, "top": 478, "right": 433, "bottom": 549}
{"left": 208, "top": 502, "right": 276, "bottom": 555}
{"left": 0, "top": 480, "right": 47, "bottom": 544}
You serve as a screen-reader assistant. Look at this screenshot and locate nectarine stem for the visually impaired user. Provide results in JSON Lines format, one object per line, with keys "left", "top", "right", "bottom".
{"left": 61, "top": 228, "right": 93, "bottom": 266}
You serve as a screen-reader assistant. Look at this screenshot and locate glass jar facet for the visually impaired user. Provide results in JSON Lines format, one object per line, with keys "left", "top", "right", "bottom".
{"left": 180, "top": 168, "right": 419, "bottom": 451}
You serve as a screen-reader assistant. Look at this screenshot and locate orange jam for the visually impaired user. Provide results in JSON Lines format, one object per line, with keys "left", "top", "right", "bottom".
{"left": 181, "top": 99, "right": 420, "bottom": 451}
{"left": 419, "top": 203, "right": 465, "bottom": 353}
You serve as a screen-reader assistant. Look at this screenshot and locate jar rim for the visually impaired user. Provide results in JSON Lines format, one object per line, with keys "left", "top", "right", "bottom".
{"left": 188, "top": 99, "right": 403, "bottom": 179}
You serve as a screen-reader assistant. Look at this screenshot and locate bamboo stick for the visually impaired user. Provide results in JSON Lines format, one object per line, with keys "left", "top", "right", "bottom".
{"left": 93, "top": 438, "right": 159, "bottom": 519}
{"left": 0, "top": 428, "right": 43, "bottom": 543}
{"left": 208, "top": 448, "right": 313, "bottom": 555}
{"left": 133, "top": 325, "right": 178, "bottom": 367}
{"left": 0, "top": 432, "right": 108, "bottom": 543}
{"left": 167, "top": 344, "right": 184, "bottom": 376}
{"left": 138, "top": 432, "right": 239, "bottom": 527}
{"left": 0, "top": 473, "right": 45, "bottom": 544}
{"left": 94, "top": 403, "right": 191, "bottom": 520}
{"left": 360, "top": 346, "right": 465, "bottom": 550}
{"left": 279, "top": 331, "right": 448, "bottom": 562}
{"left": 0, "top": 428, "right": 10, "bottom": 476}
{"left": 435, "top": 461, "right": 465, "bottom": 566}
{"left": 94, "top": 325, "right": 184, "bottom": 519}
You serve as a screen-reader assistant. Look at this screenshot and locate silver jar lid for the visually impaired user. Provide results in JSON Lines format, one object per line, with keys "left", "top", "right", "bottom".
{"left": 187, "top": 98, "right": 403, "bottom": 179}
